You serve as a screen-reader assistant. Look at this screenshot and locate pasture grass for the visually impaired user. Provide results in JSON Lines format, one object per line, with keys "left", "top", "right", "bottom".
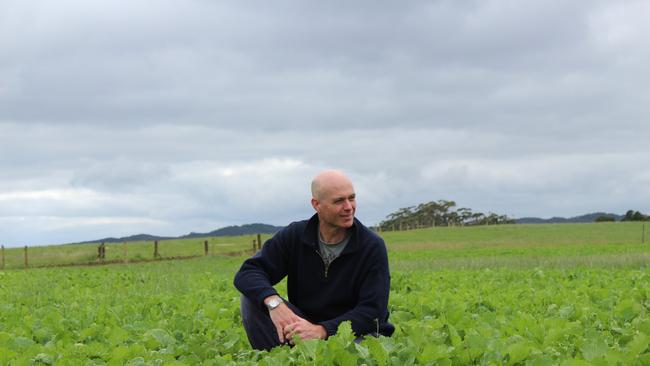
{"left": 381, "top": 221, "right": 647, "bottom": 248}
{"left": 1, "top": 222, "right": 648, "bottom": 270}
{"left": 392, "top": 251, "right": 650, "bottom": 271}
{"left": 383, "top": 222, "right": 650, "bottom": 270}
{"left": 0, "top": 234, "right": 273, "bottom": 269}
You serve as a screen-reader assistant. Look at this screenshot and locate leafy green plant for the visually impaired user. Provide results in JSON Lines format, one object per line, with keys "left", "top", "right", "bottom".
{"left": 1, "top": 239, "right": 649, "bottom": 364}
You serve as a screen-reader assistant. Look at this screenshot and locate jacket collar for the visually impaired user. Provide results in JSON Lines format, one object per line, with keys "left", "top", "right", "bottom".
{"left": 301, "top": 213, "right": 361, "bottom": 253}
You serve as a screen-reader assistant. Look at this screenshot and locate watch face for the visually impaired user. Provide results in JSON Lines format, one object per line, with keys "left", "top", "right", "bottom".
{"left": 268, "top": 298, "right": 281, "bottom": 309}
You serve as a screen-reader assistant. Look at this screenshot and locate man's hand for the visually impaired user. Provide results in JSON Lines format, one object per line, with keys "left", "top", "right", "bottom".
{"left": 265, "top": 296, "right": 301, "bottom": 343}
{"left": 283, "top": 318, "right": 327, "bottom": 344}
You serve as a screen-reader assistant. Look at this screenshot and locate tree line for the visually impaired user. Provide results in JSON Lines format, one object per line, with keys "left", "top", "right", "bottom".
{"left": 622, "top": 210, "right": 650, "bottom": 221}
{"left": 595, "top": 210, "right": 649, "bottom": 222}
{"left": 377, "top": 200, "right": 514, "bottom": 231}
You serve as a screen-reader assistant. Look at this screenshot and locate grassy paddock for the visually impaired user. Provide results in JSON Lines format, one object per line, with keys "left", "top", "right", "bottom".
{"left": 381, "top": 221, "right": 647, "bottom": 248}
{"left": 0, "top": 234, "right": 273, "bottom": 269}
{"left": 392, "top": 251, "right": 650, "bottom": 271}
{"left": 1, "top": 222, "right": 647, "bottom": 270}
{"left": 384, "top": 222, "right": 650, "bottom": 270}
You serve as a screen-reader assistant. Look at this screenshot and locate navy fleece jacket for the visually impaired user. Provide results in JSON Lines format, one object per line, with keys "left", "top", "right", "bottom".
{"left": 233, "top": 214, "right": 394, "bottom": 337}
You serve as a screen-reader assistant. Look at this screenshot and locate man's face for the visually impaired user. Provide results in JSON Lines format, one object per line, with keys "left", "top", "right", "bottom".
{"left": 313, "top": 181, "right": 356, "bottom": 230}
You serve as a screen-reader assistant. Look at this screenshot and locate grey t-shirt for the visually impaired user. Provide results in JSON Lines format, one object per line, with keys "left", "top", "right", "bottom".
{"left": 318, "top": 231, "right": 350, "bottom": 267}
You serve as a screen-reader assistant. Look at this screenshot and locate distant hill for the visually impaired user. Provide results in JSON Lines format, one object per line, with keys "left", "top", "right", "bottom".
{"left": 180, "top": 223, "right": 284, "bottom": 238}
{"left": 79, "top": 223, "right": 283, "bottom": 244}
{"left": 83, "top": 233, "right": 173, "bottom": 244}
{"left": 515, "top": 212, "right": 623, "bottom": 224}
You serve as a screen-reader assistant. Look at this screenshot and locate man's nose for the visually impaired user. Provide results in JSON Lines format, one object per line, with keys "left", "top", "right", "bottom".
{"left": 342, "top": 199, "right": 352, "bottom": 210}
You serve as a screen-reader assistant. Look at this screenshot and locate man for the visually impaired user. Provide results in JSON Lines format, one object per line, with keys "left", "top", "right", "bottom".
{"left": 233, "top": 170, "right": 394, "bottom": 350}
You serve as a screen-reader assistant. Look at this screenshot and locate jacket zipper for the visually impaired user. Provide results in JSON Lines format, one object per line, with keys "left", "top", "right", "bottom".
{"left": 314, "top": 247, "right": 337, "bottom": 279}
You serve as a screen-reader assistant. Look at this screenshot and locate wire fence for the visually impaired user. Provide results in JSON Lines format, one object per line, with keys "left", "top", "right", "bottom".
{"left": 0, "top": 234, "right": 269, "bottom": 270}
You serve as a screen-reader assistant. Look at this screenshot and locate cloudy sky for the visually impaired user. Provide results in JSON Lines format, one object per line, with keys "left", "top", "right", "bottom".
{"left": 1, "top": 0, "right": 649, "bottom": 247}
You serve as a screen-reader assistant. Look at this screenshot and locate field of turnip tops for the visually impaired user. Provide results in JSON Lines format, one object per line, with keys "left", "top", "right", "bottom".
{"left": 1, "top": 223, "right": 649, "bottom": 365}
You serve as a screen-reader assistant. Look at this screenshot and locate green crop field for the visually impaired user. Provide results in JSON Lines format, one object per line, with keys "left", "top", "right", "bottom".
{"left": 1, "top": 222, "right": 649, "bottom": 365}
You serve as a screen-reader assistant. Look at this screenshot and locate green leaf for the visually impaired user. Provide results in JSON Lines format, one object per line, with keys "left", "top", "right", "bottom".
{"left": 107, "top": 327, "right": 129, "bottom": 346}
{"left": 354, "top": 342, "right": 370, "bottom": 359}
{"left": 108, "top": 346, "right": 130, "bottom": 366}
{"left": 525, "top": 354, "right": 555, "bottom": 366}
{"left": 580, "top": 332, "right": 608, "bottom": 361}
{"left": 364, "top": 337, "right": 388, "bottom": 366}
{"left": 615, "top": 299, "right": 643, "bottom": 322}
{"left": 637, "top": 319, "right": 650, "bottom": 335}
{"left": 564, "top": 360, "right": 592, "bottom": 366}
{"left": 143, "top": 328, "right": 176, "bottom": 350}
{"left": 637, "top": 352, "right": 650, "bottom": 366}
{"left": 125, "top": 356, "right": 147, "bottom": 366}
{"left": 293, "top": 338, "right": 319, "bottom": 361}
{"left": 446, "top": 324, "right": 461, "bottom": 347}
{"left": 14, "top": 337, "right": 35, "bottom": 348}
{"left": 624, "top": 333, "right": 650, "bottom": 362}
{"left": 418, "top": 343, "right": 451, "bottom": 364}
{"left": 33, "top": 353, "right": 54, "bottom": 365}
{"left": 506, "top": 341, "right": 531, "bottom": 365}
{"left": 335, "top": 321, "right": 355, "bottom": 346}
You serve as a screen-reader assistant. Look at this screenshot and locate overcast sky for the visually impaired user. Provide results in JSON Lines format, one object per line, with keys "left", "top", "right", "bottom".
{"left": 1, "top": 0, "right": 649, "bottom": 247}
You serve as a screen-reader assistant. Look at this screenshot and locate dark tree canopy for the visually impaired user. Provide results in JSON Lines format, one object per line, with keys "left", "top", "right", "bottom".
{"left": 622, "top": 210, "right": 649, "bottom": 221}
{"left": 378, "top": 200, "right": 514, "bottom": 231}
{"left": 594, "top": 215, "right": 616, "bottom": 222}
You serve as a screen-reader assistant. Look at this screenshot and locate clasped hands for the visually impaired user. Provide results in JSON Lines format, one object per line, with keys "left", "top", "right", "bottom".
{"left": 265, "top": 296, "right": 327, "bottom": 344}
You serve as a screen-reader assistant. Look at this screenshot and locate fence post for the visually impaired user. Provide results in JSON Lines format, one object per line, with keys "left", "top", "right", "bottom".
{"left": 204, "top": 240, "right": 209, "bottom": 256}
{"left": 257, "top": 234, "right": 262, "bottom": 250}
{"left": 252, "top": 240, "right": 257, "bottom": 253}
{"left": 154, "top": 241, "right": 159, "bottom": 259}
{"left": 24, "top": 245, "right": 28, "bottom": 268}
{"left": 123, "top": 242, "right": 128, "bottom": 263}
{"left": 1, "top": 245, "right": 4, "bottom": 269}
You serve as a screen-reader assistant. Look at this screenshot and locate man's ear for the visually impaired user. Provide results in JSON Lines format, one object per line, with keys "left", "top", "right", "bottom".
{"left": 311, "top": 198, "right": 319, "bottom": 212}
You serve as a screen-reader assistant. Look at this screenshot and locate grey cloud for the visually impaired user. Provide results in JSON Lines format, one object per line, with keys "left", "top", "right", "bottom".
{"left": 2, "top": 0, "right": 630, "bottom": 131}
{"left": 1, "top": 0, "right": 650, "bottom": 246}
{"left": 70, "top": 159, "right": 172, "bottom": 191}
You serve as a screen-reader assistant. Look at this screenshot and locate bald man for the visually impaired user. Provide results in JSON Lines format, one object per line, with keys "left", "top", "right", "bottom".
{"left": 234, "top": 170, "right": 394, "bottom": 350}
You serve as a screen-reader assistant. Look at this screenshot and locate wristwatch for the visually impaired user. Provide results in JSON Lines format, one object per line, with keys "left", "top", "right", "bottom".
{"left": 266, "top": 297, "right": 283, "bottom": 311}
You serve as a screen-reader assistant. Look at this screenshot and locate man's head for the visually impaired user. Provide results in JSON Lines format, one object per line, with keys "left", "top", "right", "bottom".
{"left": 311, "top": 170, "right": 356, "bottom": 230}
